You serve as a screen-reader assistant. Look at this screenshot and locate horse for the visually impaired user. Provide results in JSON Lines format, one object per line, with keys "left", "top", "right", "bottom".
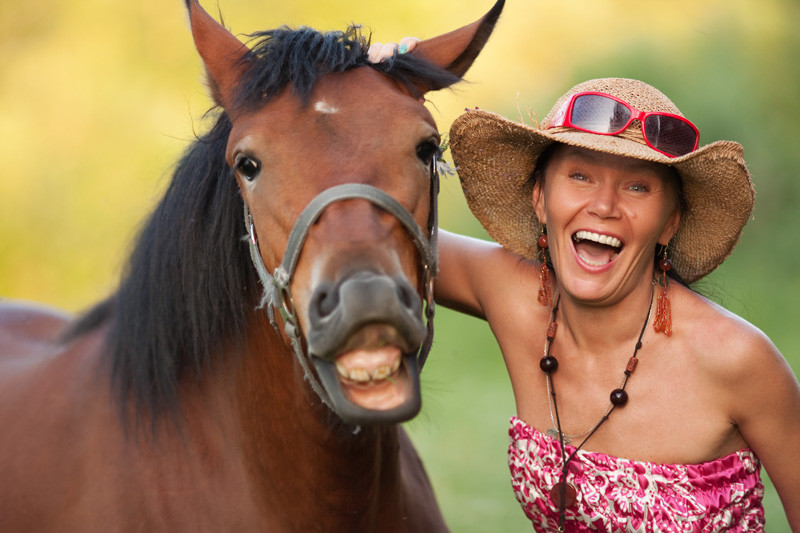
{"left": 0, "top": 0, "right": 503, "bottom": 530}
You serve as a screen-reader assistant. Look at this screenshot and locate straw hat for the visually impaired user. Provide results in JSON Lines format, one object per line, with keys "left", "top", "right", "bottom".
{"left": 449, "top": 78, "right": 755, "bottom": 284}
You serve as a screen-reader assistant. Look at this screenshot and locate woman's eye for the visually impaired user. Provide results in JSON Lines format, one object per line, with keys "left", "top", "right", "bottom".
{"left": 235, "top": 156, "right": 261, "bottom": 181}
{"left": 629, "top": 183, "right": 650, "bottom": 193}
{"left": 416, "top": 140, "right": 441, "bottom": 166}
{"left": 569, "top": 172, "right": 589, "bottom": 182}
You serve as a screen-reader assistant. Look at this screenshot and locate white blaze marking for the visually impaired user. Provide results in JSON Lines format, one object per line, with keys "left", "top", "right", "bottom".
{"left": 314, "top": 100, "right": 339, "bottom": 114}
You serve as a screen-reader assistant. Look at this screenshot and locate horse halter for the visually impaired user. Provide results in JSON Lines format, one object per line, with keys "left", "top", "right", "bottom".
{"left": 243, "top": 157, "right": 440, "bottom": 411}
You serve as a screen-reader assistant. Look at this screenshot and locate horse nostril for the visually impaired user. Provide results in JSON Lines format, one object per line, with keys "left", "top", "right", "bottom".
{"left": 395, "top": 282, "right": 416, "bottom": 311}
{"left": 312, "top": 284, "right": 340, "bottom": 318}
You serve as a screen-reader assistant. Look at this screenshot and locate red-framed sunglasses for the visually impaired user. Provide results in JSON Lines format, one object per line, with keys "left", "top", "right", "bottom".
{"left": 548, "top": 91, "right": 700, "bottom": 157}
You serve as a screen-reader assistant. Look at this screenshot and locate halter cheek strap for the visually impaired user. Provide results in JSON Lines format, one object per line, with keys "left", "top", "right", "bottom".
{"left": 242, "top": 161, "right": 439, "bottom": 409}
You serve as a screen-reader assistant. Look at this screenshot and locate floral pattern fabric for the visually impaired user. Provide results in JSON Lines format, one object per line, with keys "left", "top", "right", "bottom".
{"left": 508, "top": 416, "right": 765, "bottom": 532}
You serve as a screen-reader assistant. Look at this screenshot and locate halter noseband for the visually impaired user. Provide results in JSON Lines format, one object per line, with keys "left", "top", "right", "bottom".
{"left": 243, "top": 158, "right": 439, "bottom": 410}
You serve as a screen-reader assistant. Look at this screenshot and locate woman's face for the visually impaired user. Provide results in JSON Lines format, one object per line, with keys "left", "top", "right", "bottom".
{"left": 533, "top": 145, "right": 681, "bottom": 306}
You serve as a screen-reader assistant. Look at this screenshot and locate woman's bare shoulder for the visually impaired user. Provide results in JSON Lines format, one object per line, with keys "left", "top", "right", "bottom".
{"left": 675, "top": 285, "right": 784, "bottom": 383}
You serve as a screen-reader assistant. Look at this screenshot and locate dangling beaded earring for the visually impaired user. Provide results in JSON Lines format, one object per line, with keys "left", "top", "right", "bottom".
{"left": 653, "top": 245, "right": 672, "bottom": 336}
{"left": 537, "top": 230, "right": 553, "bottom": 307}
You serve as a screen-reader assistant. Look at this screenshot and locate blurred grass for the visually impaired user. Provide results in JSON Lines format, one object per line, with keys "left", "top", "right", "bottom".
{"left": 2, "top": 0, "right": 798, "bottom": 531}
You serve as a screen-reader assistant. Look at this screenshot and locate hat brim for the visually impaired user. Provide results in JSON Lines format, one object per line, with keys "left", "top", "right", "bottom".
{"left": 449, "top": 109, "right": 755, "bottom": 284}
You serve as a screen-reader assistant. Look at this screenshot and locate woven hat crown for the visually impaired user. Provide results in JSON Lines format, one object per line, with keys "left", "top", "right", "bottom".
{"left": 542, "top": 78, "right": 687, "bottom": 129}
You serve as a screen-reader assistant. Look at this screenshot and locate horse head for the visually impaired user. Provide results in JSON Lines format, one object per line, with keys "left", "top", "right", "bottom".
{"left": 184, "top": 0, "right": 503, "bottom": 425}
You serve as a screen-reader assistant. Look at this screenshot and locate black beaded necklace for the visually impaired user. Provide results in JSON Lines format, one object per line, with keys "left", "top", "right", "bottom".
{"left": 539, "top": 288, "right": 654, "bottom": 532}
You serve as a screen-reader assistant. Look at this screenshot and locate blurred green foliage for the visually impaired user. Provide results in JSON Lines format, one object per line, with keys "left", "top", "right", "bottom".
{"left": 1, "top": 0, "right": 797, "bottom": 530}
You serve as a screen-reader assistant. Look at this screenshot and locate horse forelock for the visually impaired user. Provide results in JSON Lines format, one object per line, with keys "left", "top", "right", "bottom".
{"left": 232, "top": 25, "right": 462, "bottom": 111}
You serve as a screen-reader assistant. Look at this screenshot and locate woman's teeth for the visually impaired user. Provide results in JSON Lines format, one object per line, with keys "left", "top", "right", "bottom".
{"left": 573, "top": 230, "right": 622, "bottom": 248}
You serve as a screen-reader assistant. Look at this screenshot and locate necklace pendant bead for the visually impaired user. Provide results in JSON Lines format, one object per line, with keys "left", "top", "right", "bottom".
{"left": 546, "top": 428, "right": 571, "bottom": 444}
{"left": 610, "top": 388, "right": 628, "bottom": 406}
{"left": 540, "top": 355, "right": 559, "bottom": 373}
{"left": 550, "top": 481, "right": 577, "bottom": 508}
{"left": 626, "top": 356, "right": 638, "bottom": 374}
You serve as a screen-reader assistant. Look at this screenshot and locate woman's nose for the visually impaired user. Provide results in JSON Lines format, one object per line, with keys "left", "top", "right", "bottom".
{"left": 587, "top": 183, "right": 621, "bottom": 219}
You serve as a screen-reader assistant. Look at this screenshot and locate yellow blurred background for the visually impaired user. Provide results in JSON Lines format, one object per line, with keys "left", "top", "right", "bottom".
{"left": 2, "top": 0, "right": 798, "bottom": 530}
{"left": 3, "top": 0, "right": 793, "bottom": 311}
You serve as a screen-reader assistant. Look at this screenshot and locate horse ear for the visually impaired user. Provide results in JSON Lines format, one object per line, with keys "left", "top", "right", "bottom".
{"left": 409, "top": 0, "right": 505, "bottom": 89}
{"left": 185, "top": 0, "right": 252, "bottom": 110}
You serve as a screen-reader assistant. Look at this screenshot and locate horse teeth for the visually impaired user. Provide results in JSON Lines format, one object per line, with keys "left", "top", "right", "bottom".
{"left": 335, "top": 354, "right": 403, "bottom": 383}
{"left": 350, "top": 368, "right": 371, "bottom": 382}
{"left": 334, "top": 363, "right": 372, "bottom": 383}
{"left": 335, "top": 360, "right": 366, "bottom": 382}
{"left": 373, "top": 365, "right": 392, "bottom": 380}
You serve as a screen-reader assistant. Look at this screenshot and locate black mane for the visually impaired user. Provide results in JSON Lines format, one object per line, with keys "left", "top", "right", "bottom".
{"left": 68, "top": 116, "right": 258, "bottom": 424}
{"left": 67, "top": 24, "right": 462, "bottom": 422}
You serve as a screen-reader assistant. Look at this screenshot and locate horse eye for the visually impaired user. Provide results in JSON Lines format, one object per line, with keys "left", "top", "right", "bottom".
{"left": 416, "top": 140, "right": 441, "bottom": 166}
{"left": 235, "top": 156, "right": 261, "bottom": 181}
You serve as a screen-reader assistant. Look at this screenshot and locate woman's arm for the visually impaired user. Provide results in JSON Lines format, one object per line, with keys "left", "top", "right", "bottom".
{"left": 435, "top": 229, "right": 500, "bottom": 319}
{"left": 436, "top": 229, "right": 539, "bottom": 322}
{"left": 725, "top": 323, "right": 800, "bottom": 529}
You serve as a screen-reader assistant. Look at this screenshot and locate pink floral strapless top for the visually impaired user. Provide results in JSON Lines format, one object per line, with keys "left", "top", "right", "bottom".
{"left": 508, "top": 416, "right": 765, "bottom": 532}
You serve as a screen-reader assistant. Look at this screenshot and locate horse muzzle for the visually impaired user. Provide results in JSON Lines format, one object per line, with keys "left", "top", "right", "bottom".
{"left": 244, "top": 182, "right": 437, "bottom": 426}
{"left": 306, "top": 272, "right": 426, "bottom": 424}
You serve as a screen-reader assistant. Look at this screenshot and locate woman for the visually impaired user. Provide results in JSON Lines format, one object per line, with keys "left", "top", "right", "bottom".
{"left": 369, "top": 46, "right": 800, "bottom": 530}
{"left": 440, "top": 77, "right": 800, "bottom": 531}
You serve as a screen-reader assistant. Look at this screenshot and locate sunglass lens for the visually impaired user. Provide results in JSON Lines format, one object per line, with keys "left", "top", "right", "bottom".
{"left": 644, "top": 115, "right": 698, "bottom": 156}
{"left": 572, "top": 94, "right": 631, "bottom": 134}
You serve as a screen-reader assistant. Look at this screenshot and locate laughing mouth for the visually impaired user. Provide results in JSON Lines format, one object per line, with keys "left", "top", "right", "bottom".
{"left": 573, "top": 230, "right": 623, "bottom": 267}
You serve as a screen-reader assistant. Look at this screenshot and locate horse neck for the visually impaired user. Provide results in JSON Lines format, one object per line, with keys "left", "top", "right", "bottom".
{"left": 232, "top": 312, "right": 407, "bottom": 528}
